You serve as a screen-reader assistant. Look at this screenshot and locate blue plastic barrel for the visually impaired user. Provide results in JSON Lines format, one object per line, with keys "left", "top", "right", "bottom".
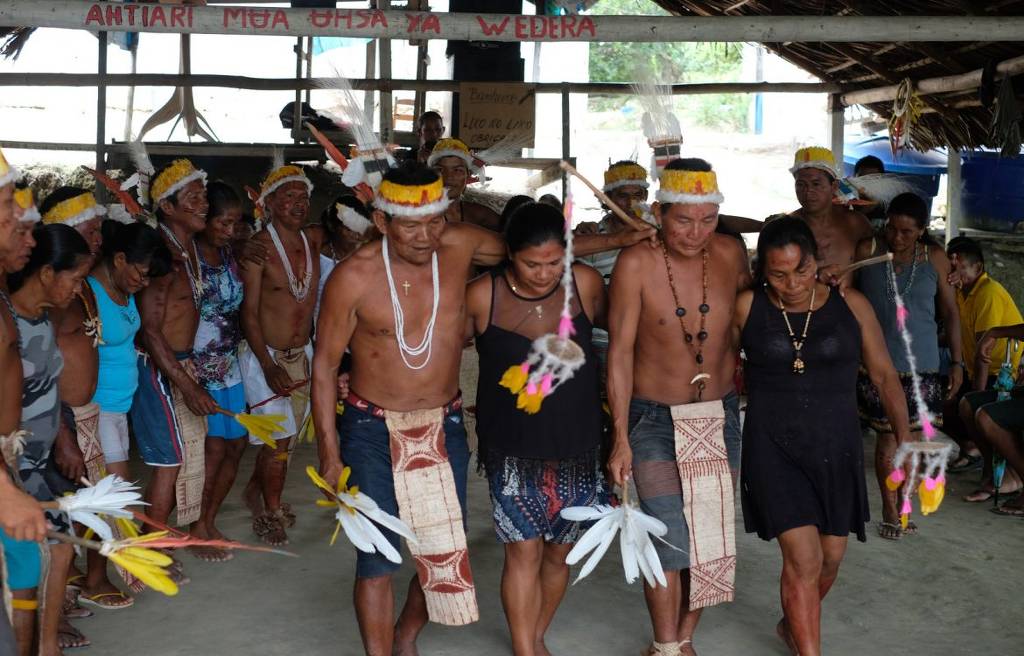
{"left": 961, "top": 151, "right": 1024, "bottom": 232}
{"left": 843, "top": 136, "right": 947, "bottom": 208}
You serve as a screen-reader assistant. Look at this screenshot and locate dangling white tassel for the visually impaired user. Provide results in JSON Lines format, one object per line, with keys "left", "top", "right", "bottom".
{"left": 56, "top": 475, "right": 147, "bottom": 541}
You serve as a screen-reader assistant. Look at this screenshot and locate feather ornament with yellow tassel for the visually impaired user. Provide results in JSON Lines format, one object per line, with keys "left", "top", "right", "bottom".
{"left": 306, "top": 466, "right": 417, "bottom": 562}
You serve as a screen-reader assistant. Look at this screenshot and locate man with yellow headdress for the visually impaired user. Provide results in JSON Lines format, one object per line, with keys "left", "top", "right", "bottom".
{"left": 785, "top": 146, "right": 872, "bottom": 279}
{"left": 239, "top": 162, "right": 323, "bottom": 547}
{"left": 312, "top": 161, "right": 651, "bottom": 654}
{"left": 427, "top": 138, "right": 501, "bottom": 231}
{"left": 607, "top": 158, "right": 751, "bottom": 656}
{"left": 131, "top": 159, "right": 215, "bottom": 580}
{"left": 35, "top": 186, "right": 135, "bottom": 620}
{"left": 0, "top": 148, "right": 49, "bottom": 656}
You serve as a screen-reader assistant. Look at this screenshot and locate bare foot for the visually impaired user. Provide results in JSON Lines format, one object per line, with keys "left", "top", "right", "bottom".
{"left": 776, "top": 619, "right": 798, "bottom": 656}
{"left": 392, "top": 640, "right": 420, "bottom": 656}
{"left": 534, "top": 637, "right": 552, "bottom": 656}
{"left": 190, "top": 524, "right": 235, "bottom": 562}
{"left": 680, "top": 639, "right": 697, "bottom": 656}
{"left": 243, "top": 479, "right": 263, "bottom": 517}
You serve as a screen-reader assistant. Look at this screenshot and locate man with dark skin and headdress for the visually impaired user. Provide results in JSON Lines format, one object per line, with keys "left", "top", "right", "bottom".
{"left": 240, "top": 164, "right": 324, "bottom": 547}
{"left": 132, "top": 160, "right": 217, "bottom": 587}
{"left": 783, "top": 147, "right": 873, "bottom": 284}
{"left": 607, "top": 158, "right": 751, "bottom": 656}
{"left": 427, "top": 138, "right": 502, "bottom": 231}
{"left": 312, "top": 162, "right": 654, "bottom": 656}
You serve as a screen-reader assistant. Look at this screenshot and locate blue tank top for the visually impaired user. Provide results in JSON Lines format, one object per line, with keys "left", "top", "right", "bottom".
{"left": 860, "top": 247, "right": 940, "bottom": 372}
{"left": 88, "top": 276, "right": 141, "bottom": 412}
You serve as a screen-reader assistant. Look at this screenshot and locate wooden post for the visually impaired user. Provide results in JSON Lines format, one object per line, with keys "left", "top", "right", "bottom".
{"left": 828, "top": 94, "right": 844, "bottom": 172}
{"left": 95, "top": 31, "right": 107, "bottom": 177}
{"left": 293, "top": 37, "right": 302, "bottom": 145}
{"left": 376, "top": 0, "right": 393, "bottom": 144}
{"left": 946, "top": 149, "right": 962, "bottom": 244}
{"left": 561, "top": 84, "right": 570, "bottom": 203}
{"left": 364, "top": 39, "right": 377, "bottom": 125}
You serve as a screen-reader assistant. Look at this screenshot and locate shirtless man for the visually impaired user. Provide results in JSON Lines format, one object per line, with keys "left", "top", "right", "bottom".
{"left": 785, "top": 147, "right": 873, "bottom": 280}
{"left": 0, "top": 153, "right": 47, "bottom": 656}
{"left": 132, "top": 160, "right": 216, "bottom": 560}
{"left": 313, "top": 163, "right": 653, "bottom": 656}
{"left": 37, "top": 187, "right": 131, "bottom": 613}
{"left": 427, "top": 138, "right": 502, "bottom": 231}
{"left": 240, "top": 165, "right": 322, "bottom": 546}
{"left": 414, "top": 111, "right": 445, "bottom": 165}
{"left": 607, "top": 159, "right": 751, "bottom": 656}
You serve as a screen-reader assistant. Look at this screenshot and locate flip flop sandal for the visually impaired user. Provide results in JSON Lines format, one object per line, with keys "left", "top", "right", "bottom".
{"left": 989, "top": 504, "right": 1024, "bottom": 517}
{"left": 78, "top": 591, "right": 135, "bottom": 610}
{"left": 877, "top": 521, "right": 903, "bottom": 540}
{"left": 948, "top": 454, "right": 983, "bottom": 473}
{"left": 963, "top": 488, "right": 1022, "bottom": 503}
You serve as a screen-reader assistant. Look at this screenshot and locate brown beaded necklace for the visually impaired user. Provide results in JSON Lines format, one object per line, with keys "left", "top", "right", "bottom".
{"left": 661, "top": 244, "right": 710, "bottom": 399}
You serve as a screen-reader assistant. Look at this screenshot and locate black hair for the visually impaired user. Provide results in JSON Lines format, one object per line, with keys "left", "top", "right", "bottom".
{"left": 499, "top": 195, "right": 534, "bottom": 233}
{"left": 503, "top": 202, "right": 566, "bottom": 255}
{"left": 947, "top": 236, "right": 985, "bottom": 268}
{"left": 854, "top": 155, "right": 885, "bottom": 176}
{"left": 417, "top": 111, "right": 443, "bottom": 129}
{"left": 99, "top": 220, "right": 173, "bottom": 278}
{"left": 322, "top": 194, "right": 371, "bottom": 237}
{"left": 9, "top": 223, "right": 90, "bottom": 292}
{"left": 206, "top": 180, "right": 241, "bottom": 222}
{"left": 241, "top": 213, "right": 257, "bottom": 229}
{"left": 537, "top": 194, "right": 562, "bottom": 210}
{"left": 753, "top": 216, "right": 819, "bottom": 284}
{"left": 609, "top": 159, "right": 641, "bottom": 169}
{"left": 39, "top": 186, "right": 89, "bottom": 216}
{"left": 663, "top": 157, "right": 713, "bottom": 173}
{"left": 885, "top": 192, "right": 938, "bottom": 247}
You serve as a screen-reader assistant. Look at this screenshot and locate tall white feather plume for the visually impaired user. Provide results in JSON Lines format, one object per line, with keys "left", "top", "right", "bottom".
{"left": 314, "top": 69, "right": 395, "bottom": 192}
{"left": 631, "top": 67, "right": 682, "bottom": 176}
{"left": 57, "top": 475, "right": 147, "bottom": 541}
{"left": 848, "top": 173, "right": 918, "bottom": 209}
{"left": 123, "top": 138, "right": 155, "bottom": 207}
{"left": 472, "top": 131, "right": 532, "bottom": 185}
{"left": 271, "top": 146, "right": 285, "bottom": 173}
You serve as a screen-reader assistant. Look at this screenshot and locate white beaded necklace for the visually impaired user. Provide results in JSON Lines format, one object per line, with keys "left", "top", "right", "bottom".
{"left": 267, "top": 223, "right": 313, "bottom": 302}
{"left": 382, "top": 236, "right": 439, "bottom": 371}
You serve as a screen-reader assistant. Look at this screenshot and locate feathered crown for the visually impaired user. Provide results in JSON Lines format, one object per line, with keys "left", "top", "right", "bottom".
{"left": 0, "top": 147, "right": 17, "bottom": 188}
{"left": 42, "top": 191, "right": 107, "bottom": 227}
{"left": 375, "top": 176, "right": 450, "bottom": 218}
{"left": 337, "top": 203, "right": 373, "bottom": 235}
{"left": 656, "top": 170, "right": 724, "bottom": 205}
{"left": 603, "top": 162, "right": 650, "bottom": 193}
{"left": 13, "top": 187, "right": 40, "bottom": 223}
{"left": 633, "top": 68, "right": 683, "bottom": 176}
{"left": 150, "top": 159, "right": 207, "bottom": 206}
{"left": 258, "top": 165, "right": 313, "bottom": 207}
{"left": 790, "top": 146, "right": 840, "bottom": 179}
{"left": 427, "top": 138, "right": 475, "bottom": 171}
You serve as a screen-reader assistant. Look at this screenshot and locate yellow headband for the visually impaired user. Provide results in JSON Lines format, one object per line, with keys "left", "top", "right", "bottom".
{"left": 258, "top": 165, "right": 313, "bottom": 206}
{"left": 13, "top": 187, "right": 40, "bottom": 223}
{"left": 375, "top": 177, "right": 451, "bottom": 218}
{"left": 427, "top": 138, "right": 475, "bottom": 170}
{"left": 0, "top": 147, "right": 18, "bottom": 188}
{"left": 603, "top": 162, "right": 650, "bottom": 193}
{"left": 656, "top": 170, "right": 724, "bottom": 205}
{"left": 42, "top": 191, "right": 106, "bottom": 228}
{"left": 150, "top": 159, "right": 207, "bottom": 205}
{"left": 790, "top": 146, "right": 839, "bottom": 179}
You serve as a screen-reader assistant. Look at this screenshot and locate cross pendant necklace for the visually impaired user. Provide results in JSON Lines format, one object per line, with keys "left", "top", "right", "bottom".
{"left": 402, "top": 280, "right": 411, "bottom": 296}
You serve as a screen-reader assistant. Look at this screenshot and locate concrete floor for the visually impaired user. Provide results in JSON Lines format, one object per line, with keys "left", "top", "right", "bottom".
{"left": 76, "top": 356, "right": 1024, "bottom": 655}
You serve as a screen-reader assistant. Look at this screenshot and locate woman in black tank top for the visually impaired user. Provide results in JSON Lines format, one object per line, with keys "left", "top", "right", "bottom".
{"left": 466, "top": 202, "right": 608, "bottom": 655}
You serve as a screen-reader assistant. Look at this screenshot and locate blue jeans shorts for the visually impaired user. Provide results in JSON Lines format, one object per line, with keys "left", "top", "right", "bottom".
{"left": 337, "top": 400, "right": 470, "bottom": 579}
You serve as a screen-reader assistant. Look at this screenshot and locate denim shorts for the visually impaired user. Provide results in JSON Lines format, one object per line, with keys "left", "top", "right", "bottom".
{"left": 337, "top": 401, "right": 471, "bottom": 579}
{"left": 627, "top": 392, "right": 741, "bottom": 572}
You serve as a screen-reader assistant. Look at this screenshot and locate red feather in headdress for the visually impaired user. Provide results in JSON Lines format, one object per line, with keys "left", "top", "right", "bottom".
{"left": 82, "top": 166, "right": 145, "bottom": 217}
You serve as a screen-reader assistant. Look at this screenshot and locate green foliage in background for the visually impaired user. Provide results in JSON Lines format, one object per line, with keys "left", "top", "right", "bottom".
{"left": 586, "top": 0, "right": 748, "bottom": 130}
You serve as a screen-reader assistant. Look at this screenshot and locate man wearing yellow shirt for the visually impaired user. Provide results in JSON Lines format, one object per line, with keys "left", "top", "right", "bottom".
{"left": 946, "top": 237, "right": 1023, "bottom": 500}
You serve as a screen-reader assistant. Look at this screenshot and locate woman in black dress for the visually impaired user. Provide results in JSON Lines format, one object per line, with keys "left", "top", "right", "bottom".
{"left": 732, "top": 217, "right": 911, "bottom": 656}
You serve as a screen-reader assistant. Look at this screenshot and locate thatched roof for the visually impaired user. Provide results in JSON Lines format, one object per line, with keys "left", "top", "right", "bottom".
{"left": 653, "top": 0, "right": 1024, "bottom": 151}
